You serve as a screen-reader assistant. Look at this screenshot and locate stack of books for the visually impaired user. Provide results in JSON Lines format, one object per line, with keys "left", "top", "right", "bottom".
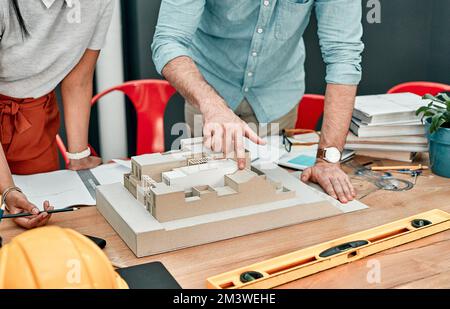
{"left": 346, "top": 93, "right": 428, "bottom": 162}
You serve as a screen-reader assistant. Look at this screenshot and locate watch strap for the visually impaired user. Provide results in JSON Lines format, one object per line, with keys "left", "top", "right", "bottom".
{"left": 67, "top": 147, "right": 91, "bottom": 160}
{"left": 316, "top": 148, "right": 326, "bottom": 160}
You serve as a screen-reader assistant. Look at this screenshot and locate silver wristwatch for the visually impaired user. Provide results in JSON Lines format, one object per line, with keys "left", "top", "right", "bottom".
{"left": 317, "top": 147, "right": 342, "bottom": 164}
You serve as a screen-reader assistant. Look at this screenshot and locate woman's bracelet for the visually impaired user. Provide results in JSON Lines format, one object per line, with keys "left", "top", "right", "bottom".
{"left": 67, "top": 147, "right": 91, "bottom": 160}
{"left": 1, "top": 187, "right": 23, "bottom": 211}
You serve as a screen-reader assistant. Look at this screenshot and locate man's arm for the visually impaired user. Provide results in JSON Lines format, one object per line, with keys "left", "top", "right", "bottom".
{"left": 152, "top": 0, "right": 264, "bottom": 169}
{"left": 320, "top": 85, "right": 357, "bottom": 151}
{"left": 301, "top": 84, "right": 357, "bottom": 203}
{"left": 61, "top": 49, "right": 102, "bottom": 170}
{"left": 162, "top": 57, "right": 264, "bottom": 169}
{"left": 302, "top": 0, "right": 364, "bottom": 203}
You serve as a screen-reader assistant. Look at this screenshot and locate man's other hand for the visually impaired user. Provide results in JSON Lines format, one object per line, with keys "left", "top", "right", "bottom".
{"left": 301, "top": 159, "right": 356, "bottom": 203}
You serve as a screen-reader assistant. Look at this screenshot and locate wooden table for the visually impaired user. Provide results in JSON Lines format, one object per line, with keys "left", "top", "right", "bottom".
{"left": 1, "top": 156, "right": 450, "bottom": 289}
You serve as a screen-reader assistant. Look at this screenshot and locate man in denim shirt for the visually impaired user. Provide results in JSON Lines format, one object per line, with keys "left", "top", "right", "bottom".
{"left": 152, "top": 0, "right": 364, "bottom": 203}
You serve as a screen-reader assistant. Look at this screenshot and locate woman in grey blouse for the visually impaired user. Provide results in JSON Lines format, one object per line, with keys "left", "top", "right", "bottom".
{"left": 0, "top": 0, "right": 114, "bottom": 229}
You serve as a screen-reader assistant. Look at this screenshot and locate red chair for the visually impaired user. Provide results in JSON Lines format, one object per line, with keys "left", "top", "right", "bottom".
{"left": 58, "top": 79, "right": 177, "bottom": 166}
{"left": 388, "top": 81, "right": 450, "bottom": 96}
{"left": 295, "top": 94, "right": 325, "bottom": 130}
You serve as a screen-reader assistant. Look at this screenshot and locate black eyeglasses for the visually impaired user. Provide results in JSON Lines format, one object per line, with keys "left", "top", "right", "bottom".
{"left": 282, "top": 129, "right": 320, "bottom": 153}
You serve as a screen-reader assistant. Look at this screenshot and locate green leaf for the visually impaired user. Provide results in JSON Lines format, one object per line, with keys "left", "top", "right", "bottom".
{"left": 423, "top": 94, "right": 435, "bottom": 100}
{"left": 423, "top": 111, "right": 436, "bottom": 118}
{"left": 430, "top": 113, "right": 445, "bottom": 133}
{"left": 444, "top": 111, "right": 450, "bottom": 123}
{"left": 416, "top": 106, "right": 440, "bottom": 118}
{"left": 430, "top": 104, "right": 445, "bottom": 110}
{"left": 438, "top": 118, "right": 446, "bottom": 130}
{"left": 416, "top": 106, "right": 430, "bottom": 116}
{"left": 428, "top": 105, "right": 446, "bottom": 113}
{"left": 423, "top": 94, "right": 445, "bottom": 104}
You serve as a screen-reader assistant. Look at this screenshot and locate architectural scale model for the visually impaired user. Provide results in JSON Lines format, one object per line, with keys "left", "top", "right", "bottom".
{"left": 97, "top": 138, "right": 369, "bottom": 258}
{"left": 124, "top": 143, "right": 294, "bottom": 222}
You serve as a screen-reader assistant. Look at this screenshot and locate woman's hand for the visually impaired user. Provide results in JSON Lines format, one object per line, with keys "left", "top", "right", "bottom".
{"left": 5, "top": 191, "right": 53, "bottom": 229}
{"left": 68, "top": 156, "right": 102, "bottom": 171}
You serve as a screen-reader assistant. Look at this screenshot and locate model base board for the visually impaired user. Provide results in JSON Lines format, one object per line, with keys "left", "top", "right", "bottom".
{"left": 96, "top": 162, "right": 368, "bottom": 257}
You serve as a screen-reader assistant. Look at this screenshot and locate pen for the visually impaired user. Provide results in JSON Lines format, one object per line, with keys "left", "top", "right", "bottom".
{"left": 0, "top": 204, "right": 6, "bottom": 223}
{"left": 1, "top": 207, "right": 80, "bottom": 220}
{"left": 371, "top": 164, "right": 429, "bottom": 172}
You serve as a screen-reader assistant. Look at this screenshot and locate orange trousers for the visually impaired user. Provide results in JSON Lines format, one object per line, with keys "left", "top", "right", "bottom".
{"left": 0, "top": 91, "right": 60, "bottom": 175}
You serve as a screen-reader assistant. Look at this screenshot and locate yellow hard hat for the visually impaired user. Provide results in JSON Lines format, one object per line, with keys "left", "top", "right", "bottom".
{"left": 0, "top": 226, "right": 128, "bottom": 289}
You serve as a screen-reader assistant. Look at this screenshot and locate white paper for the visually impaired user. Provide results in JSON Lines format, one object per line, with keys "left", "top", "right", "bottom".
{"left": 246, "top": 134, "right": 320, "bottom": 163}
{"left": 13, "top": 170, "right": 95, "bottom": 210}
{"left": 91, "top": 163, "right": 131, "bottom": 185}
{"left": 355, "top": 93, "right": 424, "bottom": 116}
{"left": 12, "top": 163, "right": 132, "bottom": 210}
{"left": 245, "top": 135, "right": 285, "bottom": 162}
{"left": 112, "top": 159, "right": 132, "bottom": 169}
{"left": 246, "top": 134, "right": 354, "bottom": 171}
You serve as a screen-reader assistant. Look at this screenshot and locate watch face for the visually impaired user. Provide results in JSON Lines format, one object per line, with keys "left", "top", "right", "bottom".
{"left": 325, "top": 147, "right": 341, "bottom": 163}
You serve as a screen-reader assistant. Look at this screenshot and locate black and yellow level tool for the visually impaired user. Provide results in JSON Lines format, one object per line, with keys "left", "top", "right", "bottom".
{"left": 207, "top": 209, "right": 450, "bottom": 289}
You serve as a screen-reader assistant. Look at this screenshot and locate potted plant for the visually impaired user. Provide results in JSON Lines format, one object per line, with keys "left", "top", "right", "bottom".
{"left": 416, "top": 92, "right": 450, "bottom": 178}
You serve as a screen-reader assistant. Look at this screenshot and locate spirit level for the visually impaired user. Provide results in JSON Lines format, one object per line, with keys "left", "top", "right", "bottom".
{"left": 207, "top": 209, "right": 450, "bottom": 289}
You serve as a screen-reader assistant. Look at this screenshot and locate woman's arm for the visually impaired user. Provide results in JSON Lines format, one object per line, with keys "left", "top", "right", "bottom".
{"left": 61, "top": 49, "right": 102, "bottom": 170}
{"left": 0, "top": 147, "right": 15, "bottom": 194}
{"left": 0, "top": 147, "right": 53, "bottom": 229}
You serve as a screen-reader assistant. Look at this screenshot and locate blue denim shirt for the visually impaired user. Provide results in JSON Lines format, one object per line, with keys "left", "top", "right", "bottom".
{"left": 152, "top": 0, "right": 364, "bottom": 123}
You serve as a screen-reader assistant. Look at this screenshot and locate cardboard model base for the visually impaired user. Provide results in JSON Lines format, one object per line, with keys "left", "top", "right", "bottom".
{"left": 97, "top": 163, "right": 368, "bottom": 258}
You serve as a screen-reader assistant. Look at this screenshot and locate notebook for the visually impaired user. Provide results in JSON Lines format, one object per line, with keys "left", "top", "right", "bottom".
{"left": 346, "top": 132, "right": 428, "bottom": 145}
{"left": 247, "top": 134, "right": 355, "bottom": 171}
{"left": 356, "top": 150, "right": 419, "bottom": 163}
{"left": 350, "top": 118, "right": 425, "bottom": 138}
{"left": 345, "top": 143, "right": 428, "bottom": 153}
{"left": 278, "top": 149, "right": 356, "bottom": 171}
{"left": 12, "top": 163, "right": 131, "bottom": 210}
{"left": 353, "top": 93, "right": 424, "bottom": 124}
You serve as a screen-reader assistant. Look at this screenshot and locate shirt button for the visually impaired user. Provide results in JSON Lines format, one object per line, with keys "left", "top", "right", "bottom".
{"left": 257, "top": 28, "right": 263, "bottom": 34}
{"left": 248, "top": 72, "right": 253, "bottom": 77}
{"left": 252, "top": 51, "right": 258, "bottom": 57}
{"left": 244, "top": 87, "right": 249, "bottom": 93}
{"left": 263, "top": 0, "right": 270, "bottom": 6}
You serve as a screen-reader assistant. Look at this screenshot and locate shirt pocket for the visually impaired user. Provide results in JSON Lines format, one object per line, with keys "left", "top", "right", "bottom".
{"left": 275, "top": 0, "right": 314, "bottom": 41}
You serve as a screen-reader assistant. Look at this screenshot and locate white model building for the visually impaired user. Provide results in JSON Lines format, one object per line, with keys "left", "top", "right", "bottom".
{"left": 124, "top": 140, "right": 294, "bottom": 222}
